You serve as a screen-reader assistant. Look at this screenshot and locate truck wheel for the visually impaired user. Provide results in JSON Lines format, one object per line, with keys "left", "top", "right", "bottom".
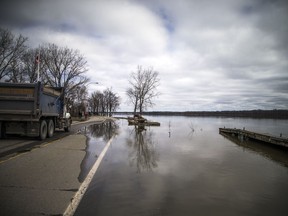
{"left": 47, "top": 119, "right": 54, "bottom": 138}
{"left": 39, "top": 120, "right": 47, "bottom": 140}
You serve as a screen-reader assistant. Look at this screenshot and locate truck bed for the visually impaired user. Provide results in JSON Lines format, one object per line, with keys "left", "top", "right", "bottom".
{"left": 0, "top": 82, "right": 63, "bottom": 121}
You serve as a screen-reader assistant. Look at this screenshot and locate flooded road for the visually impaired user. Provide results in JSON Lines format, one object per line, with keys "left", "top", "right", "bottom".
{"left": 75, "top": 116, "right": 288, "bottom": 216}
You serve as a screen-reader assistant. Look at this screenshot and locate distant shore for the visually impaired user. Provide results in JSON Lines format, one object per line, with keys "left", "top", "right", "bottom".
{"left": 114, "top": 110, "right": 288, "bottom": 119}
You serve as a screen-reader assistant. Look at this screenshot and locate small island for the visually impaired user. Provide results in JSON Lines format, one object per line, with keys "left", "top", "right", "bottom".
{"left": 128, "top": 114, "right": 160, "bottom": 127}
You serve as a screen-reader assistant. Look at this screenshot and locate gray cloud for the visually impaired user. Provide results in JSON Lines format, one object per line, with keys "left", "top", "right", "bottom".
{"left": 0, "top": 0, "right": 287, "bottom": 111}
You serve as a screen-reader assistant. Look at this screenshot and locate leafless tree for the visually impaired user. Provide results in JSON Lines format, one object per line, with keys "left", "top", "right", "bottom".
{"left": 68, "top": 85, "right": 88, "bottom": 116}
{"left": 126, "top": 66, "right": 160, "bottom": 114}
{"left": 126, "top": 87, "right": 139, "bottom": 113}
{"left": 104, "top": 87, "right": 120, "bottom": 116}
{"left": 6, "top": 47, "right": 46, "bottom": 83}
{"left": 90, "top": 90, "right": 104, "bottom": 115}
{"left": 89, "top": 88, "right": 120, "bottom": 116}
{"left": 40, "top": 43, "right": 89, "bottom": 95}
{"left": 6, "top": 58, "right": 25, "bottom": 83}
{"left": 20, "top": 47, "right": 46, "bottom": 83}
{"left": 0, "top": 28, "right": 28, "bottom": 81}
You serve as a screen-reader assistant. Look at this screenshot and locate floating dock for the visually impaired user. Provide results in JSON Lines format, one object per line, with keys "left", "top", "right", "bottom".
{"left": 219, "top": 128, "right": 288, "bottom": 148}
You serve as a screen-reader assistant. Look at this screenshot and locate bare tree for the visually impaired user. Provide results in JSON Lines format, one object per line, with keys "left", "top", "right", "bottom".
{"left": 0, "top": 28, "right": 95, "bottom": 118}
{"left": 6, "top": 58, "right": 25, "bottom": 83}
{"left": 0, "top": 28, "right": 28, "bottom": 81}
{"left": 20, "top": 47, "right": 46, "bottom": 83}
{"left": 40, "top": 43, "right": 89, "bottom": 95}
{"left": 90, "top": 90, "right": 106, "bottom": 115}
{"left": 65, "top": 84, "right": 91, "bottom": 116}
{"left": 127, "top": 87, "right": 139, "bottom": 113}
{"left": 104, "top": 87, "right": 120, "bottom": 116}
{"left": 89, "top": 88, "right": 120, "bottom": 116}
{"left": 6, "top": 47, "right": 47, "bottom": 84}
{"left": 90, "top": 90, "right": 104, "bottom": 115}
{"left": 126, "top": 66, "right": 160, "bottom": 114}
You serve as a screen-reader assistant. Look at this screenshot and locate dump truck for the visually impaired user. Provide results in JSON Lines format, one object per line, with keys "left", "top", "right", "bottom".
{"left": 0, "top": 82, "right": 72, "bottom": 140}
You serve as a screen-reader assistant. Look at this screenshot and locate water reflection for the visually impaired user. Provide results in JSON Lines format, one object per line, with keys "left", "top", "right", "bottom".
{"left": 126, "top": 125, "right": 159, "bottom": 173}
{"left": 80, "top": 121, "right": 119, "bottom": 141}
{"left": 168, "top": 121, "right": 171, "bottom": 138}
{"left": 74, "top": 117, "right": 288, "bottom": 216}
{"left": 220, "top": 131, "right": 288, "bottom": 168}
{"left": 78, "top": 121, "right": 119, "bottom": 182}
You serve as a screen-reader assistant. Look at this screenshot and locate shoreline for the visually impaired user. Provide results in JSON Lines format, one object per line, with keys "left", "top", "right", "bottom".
{"left": 113, "top": 110, "right": 288, "bottom": 119}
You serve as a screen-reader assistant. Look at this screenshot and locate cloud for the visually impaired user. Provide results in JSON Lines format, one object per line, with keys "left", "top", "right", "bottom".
{"left": 1, "top": 0, "right": 287, "bottom": 111}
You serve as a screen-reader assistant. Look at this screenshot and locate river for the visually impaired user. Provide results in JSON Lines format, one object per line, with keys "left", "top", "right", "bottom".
{"left": 75, "top": 116, "right": 288, "bottom": 216}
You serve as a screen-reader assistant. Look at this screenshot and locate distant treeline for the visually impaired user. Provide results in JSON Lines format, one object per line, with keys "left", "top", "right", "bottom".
{"left": 115, "top": 110, "right": 288, "bottom": 119}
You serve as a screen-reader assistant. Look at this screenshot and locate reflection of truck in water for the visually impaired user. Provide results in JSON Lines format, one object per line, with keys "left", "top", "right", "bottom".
{"left": 0, "top": 82, "right": 72, "bottom": 140}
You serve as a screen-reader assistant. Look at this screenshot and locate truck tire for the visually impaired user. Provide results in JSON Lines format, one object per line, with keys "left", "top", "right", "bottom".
{"left": 39, "top": 120, "right": 47, "bottom": 140}
{"left": 47, "top": 119, "right": 54, "bottom": 138}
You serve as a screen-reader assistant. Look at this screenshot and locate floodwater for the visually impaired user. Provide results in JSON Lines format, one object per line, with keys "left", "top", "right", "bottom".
{"left": 75, "top": 116, "right": 288, "bottom": 216}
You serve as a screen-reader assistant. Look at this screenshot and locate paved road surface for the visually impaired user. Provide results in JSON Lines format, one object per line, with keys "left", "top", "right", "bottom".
{"left": 0, "top": 116, "right": 114, "bottom": 216}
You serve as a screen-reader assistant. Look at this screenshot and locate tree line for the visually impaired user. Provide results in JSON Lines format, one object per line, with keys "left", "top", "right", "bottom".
{"left": 0, "top": 27, "right": 120, "bottom": 116}
{"left": 89, "top": 87, "right": 120, "bottom": 116}
{"left": 140, "top": 110, "right": 288, "bottom": 119}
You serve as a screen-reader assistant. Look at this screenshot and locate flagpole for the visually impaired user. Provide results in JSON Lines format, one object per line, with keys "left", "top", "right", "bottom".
{"left": 37, "top": 49, "right": 40, "bottom": 82}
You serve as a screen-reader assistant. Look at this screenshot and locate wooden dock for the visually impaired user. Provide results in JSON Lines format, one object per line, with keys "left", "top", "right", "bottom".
{"left": 219, "top": 128, "right": 288, "bottom": 148}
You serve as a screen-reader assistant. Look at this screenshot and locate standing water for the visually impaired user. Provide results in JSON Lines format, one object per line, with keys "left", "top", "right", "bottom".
{"left": 75, "top": 116, "right": 288, "bottom": 216}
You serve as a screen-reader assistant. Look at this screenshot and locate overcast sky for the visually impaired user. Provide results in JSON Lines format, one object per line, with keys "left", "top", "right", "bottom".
{"left": 1, "top": 0, "right": 287, "bottom": 111}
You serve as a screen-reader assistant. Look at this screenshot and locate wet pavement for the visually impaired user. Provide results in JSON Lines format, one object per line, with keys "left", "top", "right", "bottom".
{"left": 0, "top": 116, "right": 114, "bottom": 216}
